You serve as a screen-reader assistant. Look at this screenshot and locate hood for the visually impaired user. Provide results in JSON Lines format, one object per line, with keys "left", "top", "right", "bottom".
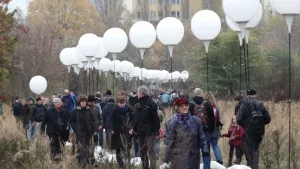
{"left": 192, "top": 96, "right": 204, "bottom": 105}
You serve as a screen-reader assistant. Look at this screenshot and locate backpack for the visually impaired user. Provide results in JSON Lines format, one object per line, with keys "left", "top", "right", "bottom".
{"left": 191, "top": 100, "right": 209, "bottom": 127}
{"left": 250, "top": 103, "right": 265, "bottom": 135}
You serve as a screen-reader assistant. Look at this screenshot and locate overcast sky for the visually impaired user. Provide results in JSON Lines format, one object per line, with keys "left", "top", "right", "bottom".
{"left": 8, "top": 0, "right": 29, "bottom": 15}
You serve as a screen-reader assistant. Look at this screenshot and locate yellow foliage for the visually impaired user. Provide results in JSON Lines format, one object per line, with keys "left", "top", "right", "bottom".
{"left": 27, "top": 0, "right": 104, "bottom": 38}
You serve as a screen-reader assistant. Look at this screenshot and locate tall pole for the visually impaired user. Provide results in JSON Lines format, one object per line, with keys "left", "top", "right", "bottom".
{"left": 97, "top": 71, "right": 99, "bottom": 92}
{"left": 206, "top": 52, "right": 209, "bottom": 94}
{"left": 141, "top": 59, "right": 144, "bottom": 86}
{"left": 288, "top": 32, "right": 292, "bottom": 169}
{"left": 247, "top": 43, "right": 250, "bottom": 89}
{"left": 88, "top": 69, "right": 91, "bottom": 95}
{"left": 171, "top": 57, "right": 173, "bottom": 90}
{"left": 239, "top": 46, "right": 242, "bottom": 95}
{"left": 243, "top": 39, "right": 248, "bottom": 90}
{"left": 92, "top": 69, "right": 95, "bottom": 94}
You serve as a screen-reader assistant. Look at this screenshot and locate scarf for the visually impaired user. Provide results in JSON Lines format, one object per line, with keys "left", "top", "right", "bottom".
{"left": 176, "top": 113, "right": 191, "bottom": 130}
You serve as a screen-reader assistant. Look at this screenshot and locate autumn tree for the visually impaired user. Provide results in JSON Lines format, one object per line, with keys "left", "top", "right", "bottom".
{"left": 0, "top": 1, "right": 18, "bottom": 92}
{"left": 8, "top": 0, "right": 105, "bottom": 96}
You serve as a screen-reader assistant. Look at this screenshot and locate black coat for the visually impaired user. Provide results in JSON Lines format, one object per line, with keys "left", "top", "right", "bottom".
{"left": 21, "top": 104, "right": 31, "bottom": 128}
{"left": 111, "top": 105, "right": 133, "bottom": 149}
{"left": 30, "top": 104, "right": 47, "bottom": 122}
{"left": 189, "top": 96, "right": 215, "bottom": 133}
{"left": 89, "top": 105, "right": 102, "bottom": 133}
{"left": 70, "top": 107, "right": 93, "bottom": 135}
{"left": 133, "top": 96, "right": 160, "bottom": 136}
{"left": 41, "top": 107, "right": 69, "bottom": 140}
{"left": 103, "top": 102, "right": 115, "bottom": 129}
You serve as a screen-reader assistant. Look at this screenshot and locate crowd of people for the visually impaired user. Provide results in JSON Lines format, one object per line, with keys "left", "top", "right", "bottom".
{"left": 3, "top": 86, "right": 271, "bottom": 169}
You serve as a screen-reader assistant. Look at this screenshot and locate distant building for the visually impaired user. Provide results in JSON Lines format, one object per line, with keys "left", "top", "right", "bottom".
{"left": 129, "top": 0, "right": 203, "bottom": 22}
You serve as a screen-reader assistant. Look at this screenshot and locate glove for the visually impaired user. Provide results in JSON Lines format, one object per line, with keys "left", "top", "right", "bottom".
{"left": 202, "top": 151, "right": 210, "bottom": 157}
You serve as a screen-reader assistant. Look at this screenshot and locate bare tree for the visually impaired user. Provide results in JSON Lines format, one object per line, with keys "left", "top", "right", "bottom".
{"left": 181, "top": 0, "right": 190, "bottom": 20}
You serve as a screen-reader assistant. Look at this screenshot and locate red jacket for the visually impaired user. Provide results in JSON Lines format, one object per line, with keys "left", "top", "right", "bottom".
{"left": 223, "top": 124, "right": 244, "bottom": 146}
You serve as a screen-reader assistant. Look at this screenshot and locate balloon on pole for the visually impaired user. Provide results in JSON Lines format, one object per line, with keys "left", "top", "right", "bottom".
{"left": 29, "top": 76, "right": 48, "bottom": 95}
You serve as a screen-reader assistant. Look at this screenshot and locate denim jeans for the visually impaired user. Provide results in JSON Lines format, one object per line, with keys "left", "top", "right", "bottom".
{"left": 154, "top": 138, "right": 160, "bottom": 157}
{"left": 211, "top": 138, "right": 223, "bottom": 162}
{"left": 27, "top": 122, "right": 35, "bottom": 141}
{"left": 134, "top": 135, "right": 139, "bottom": 157}
{"left": 203, "top": 132, "right": 212, "bottom": 169}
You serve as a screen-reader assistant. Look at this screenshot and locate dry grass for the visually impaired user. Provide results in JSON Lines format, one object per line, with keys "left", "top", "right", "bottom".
{"left": 0, "top": 101, "right": 299, "bottom": 169}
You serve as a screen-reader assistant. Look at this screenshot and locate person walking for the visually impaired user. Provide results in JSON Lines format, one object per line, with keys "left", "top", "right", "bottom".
{"left": 42, "top": 98, "right": 69, "bottom": 159}
{"left": 222, "top": 116, "right": 244, "bottom": 166}
{"left": 189, "top": 88, "right": 215, "bottom": 169}
{"left": 28, "top": 98, "right": 47, "bottom": 140}
{"left": 133, "top": 86, "right": 160, "bottom": 169}
{"left": 70, "top": 97, "right": 94, "bottom": 166}
{"left": 163, "top": 98, "right": 210, "bottom": 169}
{"left": 237, "top": 89, "right": 271, "bottom": 169}
{"left": 102, "top": 97, "right": 116, "bottom": 148}
{"left": 62, "top": 89, "right": 76, "bottom": 114}
{"left": 20, "top": 99, "right": 31, "bottom": 130}
{"left": 204, "top": 93, "right": 223, "bottom": 164}
{"left": 12, "top": 97, "right": 22, "bottom": 121}
{"left": 111, "top": 96, "right": 134, "bottom": 169}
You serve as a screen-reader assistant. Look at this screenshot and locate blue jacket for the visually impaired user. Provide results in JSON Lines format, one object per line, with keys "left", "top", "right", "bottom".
{"left": 62, "top": 94, "right": 76, "bottom": 113}
{"left": 161, "top": 93, "right": 170, "bottom": 103}
{"left": 163, "top": 115, "right": 209, "bottom": 169}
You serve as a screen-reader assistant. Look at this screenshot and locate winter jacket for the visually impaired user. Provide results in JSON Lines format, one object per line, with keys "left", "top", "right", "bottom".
{"left": 89, "top": 105, "right": 102, "bottom": 133}
{"left": 41, "top": 107, "right": 69, "bottom": 140}
{"left": 13, "top": 101, "right": 22, "bottom": 117}
{"left": 189, "top": 96, "right": 215, "bottom": 133}
{"left": 21, "top": 104, "right": 31, "bottom": 128}
{"left": 161, "top": 93, "right": 170, "bottom": 104}
{"left": 211, "top": 105, "right": 222, "bottom": 139}
{"left": 30, "top": 104, "right": 47, "bottom": 122}
{"left": 111, "top": 105, "right": 134, "bottom": 149}
{"left": 128, "top": 94, "right": 138, "bottom": 107}
{"left": 62, "top": 94, "right": 76, "bottom": 113}
{"left": 133, "top": 96, "right": 160, "bottom": 136}
{"left": 163, "top": 115, "right": 209, "bottom": 169}
{"left": 235, "top": 99, "right": 246, "bottom": 115}
{"left": 101, "top": 95, "right": 112, "bottom": 109}
{"left": 70, "top": 107, "right": 93, "bottom": 135}
{"left": 223, "top": 124, "right": 244, "bottom": 146}
{"left": 102, "top": 102, "right": 115, "bottom": 129}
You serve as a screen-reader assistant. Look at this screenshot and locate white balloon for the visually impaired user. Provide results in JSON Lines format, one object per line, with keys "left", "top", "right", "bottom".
{"left": 156, "top": 17, "right": 184, "bottom": 46}
{"left": 76, "top": 47, "right": 88, "bottom": 62}
{"left": 110, "top": 60, "right": 122, "bottom": 72}
{"left": 140, "top": 68, "right": 148, "bottom": 80}
{"left": 94, "top": 37, "right": 108, "bottom": 59}
{"left": 132, "top": 67, "right": 141, "bottom": 77}
{"left": 29, "top": 76, "right": 47, "bottom": 95}
{"left": 270, "top": 0, "right": 300, "bottom": 15}
{"left": 129, "top": 21, "right": 156, "bottom": 49}
{"left": 172, "top": 71, "right": 181, "bottom": 79}
{"left": 246, "top": 4, "right": 263, "bottom": 28}
{"left": 191, "top": 10, "right": 222, "bottom": 41}
{"left": 226, "top": 16, "right": 240, "bottom": 32}
{"left": 103, "top": 28, "right": 128, "bottom": 53}
{"left": 120, "top": 60, "right": 134, "bottom": 74}
{"left": 223, "top": 0, "right": 260, "bottom": 22}
{"left": 180, "top": 71, "right": 189, "bottom": 80}
{"left": 78, "top": 33, "right": 101, "bottom": 57}
{"left": 60, "top": 48, "right": 72, "bottom": 66}
{"left": 160, "top": 70, "right": 169, "bottom": 80}
{"left": 99, "top": 58, "right": 112, "bottom": 72}
{"left": 68, "top": 47, "right": 80, "bottom": 65}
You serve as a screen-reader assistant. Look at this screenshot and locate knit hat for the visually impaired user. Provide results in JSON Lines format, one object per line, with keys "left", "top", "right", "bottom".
{"left": 174, "top": 98, "right": 189, "bottom": 106}
{"left": 88, "top": 95, "right": 96, "bottom": 102}
{"left": 247, "top": 89, "right": 257, "bottom": 96}
{"left": 27, "top": 97, "right": 35, "bottom": 103}
{"left": 36, "top": 97, "right": 42, "bottom": 102}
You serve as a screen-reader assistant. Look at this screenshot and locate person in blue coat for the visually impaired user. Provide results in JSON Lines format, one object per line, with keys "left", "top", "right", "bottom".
{"left": 163, "top": 98, "right": 210, "bottom": 169}
{"left": 62, "top": 89, "right": 76, "bottom": 114}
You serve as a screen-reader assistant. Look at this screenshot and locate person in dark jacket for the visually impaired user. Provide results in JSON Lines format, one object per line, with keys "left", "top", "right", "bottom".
{"left": 237, "top": 89, "right": 271, "bottom": 169}
{"left": 163, "top": 98, "right": 210, "bottom": 169}
{"left": 27, "top": 98, "right": 47, "bottom": 141}
{"left": 111, "top": 96, "right": 134, "bottom": 169}
{"left": 129, "top": 92, "right": 138, "bottom": 107}
{"left": 189, "top": 88, "right": 214, "bottom": 169}
{"left": 70, "top": 96, "right": 94, "bottom": 166}
{"left": 42, "top": 98, "right": 69, "bottom": 158}
{"left": 62, "top": 89, "right": 76, "bottom": 113}
{"left": 12, "top": 97, "right": 22, "bottom": 120}
{"left": 21, "top": 99, "right": 31, "bottom": 130}
{"left": 102, "top": 97, "right": 115, "bottom": 147}
{"left": 128, "top": 92, "right": 139, "bottom": 156}
{"left": 133, "top": 86, "right": 160, "bottom": 169}
{"left": 101, "top": 90, "right": 112, "bottom": 110}
{"left": 234, "top": 95, "right": 245, "bottom": 115}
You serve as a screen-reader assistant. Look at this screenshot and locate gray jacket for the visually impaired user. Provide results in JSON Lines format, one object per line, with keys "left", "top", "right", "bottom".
{"left": 163, "top": 115, "right": 209, "bottom": 169}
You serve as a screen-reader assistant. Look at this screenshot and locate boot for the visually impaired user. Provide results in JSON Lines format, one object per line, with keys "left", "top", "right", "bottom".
{"left": 228, "top": 158, "right": 232, "bottom": 167}
{"left": 217, "top": 160, "right": 223, "bottom": 165}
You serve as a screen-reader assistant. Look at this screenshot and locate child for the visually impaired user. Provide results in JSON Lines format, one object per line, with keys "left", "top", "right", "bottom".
{"left": 222, "top": 116, "right": 244, "bottom": 166}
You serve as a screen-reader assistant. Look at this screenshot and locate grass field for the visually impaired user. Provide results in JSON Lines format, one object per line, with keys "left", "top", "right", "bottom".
{"left": 0, "top": 101, "right": 299, "bottom": 169}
